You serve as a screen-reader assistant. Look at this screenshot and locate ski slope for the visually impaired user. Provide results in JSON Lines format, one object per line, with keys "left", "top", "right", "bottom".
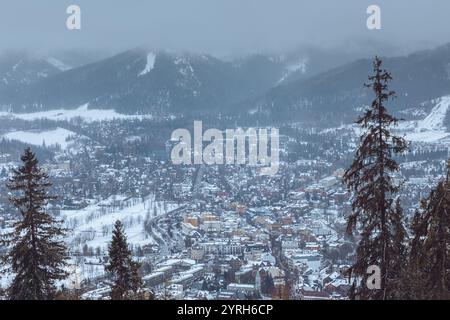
{"left": 138, "top": 52, "right": 156, "bottom": 76}
{"left": 405, "top": 96, "right": 450, "bottom": 142}
{"left": 322, "top": 96, "right": 450, "bottom": 144}
{"left": 417, "top": 96, "right": 450, "bottom": 131}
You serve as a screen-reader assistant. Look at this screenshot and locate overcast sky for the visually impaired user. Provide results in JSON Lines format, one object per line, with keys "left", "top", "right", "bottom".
{"left": 0, "top": 0, "right": 449, "bottom": 55}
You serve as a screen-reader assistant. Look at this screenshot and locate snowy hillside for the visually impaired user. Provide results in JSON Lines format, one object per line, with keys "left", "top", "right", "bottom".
{"left": 2, "top": 127, "right": 78, "bottom": 150}
{"left": 324, "top": 96, "right": 450, "bottom": 144}
{"left": 61, "top": 195, "right": 180, "bottom": 252}
{"left": 138, "top": 52, "right": 156, "bottom": 76}
{"left": 416, "top": 96, "right": 450, "bottom": 130}
{"left": 403, "top": 96, "right": 450, "bottom": 142}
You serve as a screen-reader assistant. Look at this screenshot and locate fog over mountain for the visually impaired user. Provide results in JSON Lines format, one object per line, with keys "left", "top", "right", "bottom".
{"left": 2, "top": 42, "right": 450, "bottom": 129}
{"left": 1, "top": 0, "right": 450, "bottom": 56}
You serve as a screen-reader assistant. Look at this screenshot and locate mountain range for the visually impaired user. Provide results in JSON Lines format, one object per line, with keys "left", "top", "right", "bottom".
{"left": 1, "top": 44, "right": 450, "bottom": 126}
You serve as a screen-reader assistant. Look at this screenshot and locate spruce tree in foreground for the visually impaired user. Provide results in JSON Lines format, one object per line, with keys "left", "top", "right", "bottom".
{"left": 1, "top": 147, "right": 68, "bottom": 300}
{"left": 343, "top": 57, "right": 408, "bottom": 299}
{"left": 106, "top": 220, "right": 143, "bottom": 300}
{"left": 408, "top": 161, "right": 450, "bottom": 300}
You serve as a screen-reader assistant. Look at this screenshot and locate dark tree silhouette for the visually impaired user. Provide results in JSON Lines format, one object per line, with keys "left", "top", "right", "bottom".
{"left": 106, "top": 220, "right": 143, "bottom": 300}
{"left": 1, "top": 147, "right": 68, "bottom": 300}
{"left": 343, "top": 57, "right": 408, "bottom": 300}
{"left": 408, "top": 161, "right": 450, "bottom": 300}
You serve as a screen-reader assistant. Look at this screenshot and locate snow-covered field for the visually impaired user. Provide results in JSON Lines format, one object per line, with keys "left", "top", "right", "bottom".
{"left": 404, "top": 130, "right": 450, "bottom": 143}
{"left": 2, "top": 127, "right": 76, "bottom": 149}
{"left": 61, "top": 195, "right": 179, "bottom": 252}
{"left": 0, "top": 104, "right": 152, "bottom": 123}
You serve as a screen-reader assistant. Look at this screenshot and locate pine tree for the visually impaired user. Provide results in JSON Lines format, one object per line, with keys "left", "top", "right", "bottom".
{"left": 106, "top": 220, "right": 143, "bottom": 300}
{"left": 343, "top": 57, "right": 408, "bottom": 300}
{"left": 408, "top": 161, "right": 450, "bottom": 300}
{"left": 389, "top": 198, "right": 408, "bottom": 298}
{"left": 1, "top": 147, "right": 68, "bottom": 300}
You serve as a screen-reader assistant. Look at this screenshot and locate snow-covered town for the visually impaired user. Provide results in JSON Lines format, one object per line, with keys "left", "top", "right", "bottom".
{"left": 1, "top": 93, "right": 450, "bottom": 299}
{"left": 1, "top": 0, "right": 450, "bottom": 302}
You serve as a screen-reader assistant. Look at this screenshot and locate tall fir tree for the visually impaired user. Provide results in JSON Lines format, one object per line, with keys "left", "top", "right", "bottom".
{"left": 1, "top": 147, "right": 68, "bottom": 300}
{"left": 408, "top": 161, "right": 450, "bottom": 300}
{"left": 106, "top": 220, "right": 143, "bottom": 300}
{"left": 343, "top": 57, "right": 408, "bottom": 299}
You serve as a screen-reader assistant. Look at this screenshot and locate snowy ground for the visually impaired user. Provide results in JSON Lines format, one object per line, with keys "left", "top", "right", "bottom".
{"left": 0, "top": 104, "right": 153, "bottom": 123}
{"left": 61, "top": 194, "right": 179, "bottom": 252}
{"left": 403, "top": 130, "right": 450, "bottom": 143}
{"left": 2, "top": 127, "right": 77, "bottom": 150}
{"left": 417, "top": 97, "right": 450, "bottom": 130}
{"left": 401, "top": 96, "right": 450, "bottom": 143}
{"left": 138, "top": 52, "right": 156, "bottom": 76}
{"left": 322, "top": 96, "right": 450, "bottom": 144}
